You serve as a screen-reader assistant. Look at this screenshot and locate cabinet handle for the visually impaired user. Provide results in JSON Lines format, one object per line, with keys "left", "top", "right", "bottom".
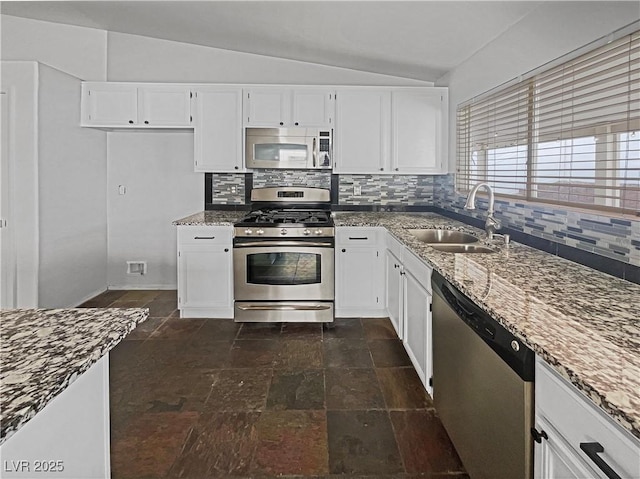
{"left": 128, "top": 120, "right": 134, "bottom": 124}
{"left": 348, "top": 237, "right": 369, "bottom": 240}
{"left": 194, "top": 236, "right": 215, "bottom": 240}
{"left": 144, "top": 120, "right": 149, "bottom": 124}
{"left": 234, "top": 166, "right": 239, "bottom": 170}
{"left": 530, "top": 428, "right": 548, "bottom": 444}
{"left": 579, "top": 442, "right": 622, "bottom": 479}
{"left": 279, "top": 122, "right": 284, "bottom": 126}
{"left": 224, "top": 248, "right": 229, "bottom": 252}
{"left": 380, "top": 167, "right": 384, "bottom": 171}
{"left": 395, "top": 168, "right": 399, "bottom": 171}
{"left": 294, "top": 122, "right": 299, "bottom": 126}
{"left": 341, "top": 248, "right": 346, "bottom": 252}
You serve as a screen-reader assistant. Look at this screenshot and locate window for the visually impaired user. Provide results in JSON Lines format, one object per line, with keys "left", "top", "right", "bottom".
{"left": 456, "top": 30, "right": 639, "bottom": 215}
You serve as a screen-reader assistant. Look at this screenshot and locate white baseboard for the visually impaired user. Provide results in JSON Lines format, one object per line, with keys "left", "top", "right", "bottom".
{"left": 71, "top": 287, "right": 109, "bottom": 307}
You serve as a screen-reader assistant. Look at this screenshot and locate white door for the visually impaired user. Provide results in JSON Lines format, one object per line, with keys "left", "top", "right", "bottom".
{"left": 335, "top": 246, "right": 382, "bottom": 313}
{"left": 138, "top": 86, "right": 192, "bottom": 126}
{"left": 0, "top": 91, "right": 16, "bottom": 309}
{"left": 178, "top": 245, "right": 232, "bottom": 310}
{"left": 391, "top": 90, "right": 444, "bottom": 174}
{"left": 82, "top": 83, "right": 138, "bottom": 126}
{"left": 194, "top": 88, "right": 243, "bottom": 172}
{"left": 292, "top": 90, "right": 334, "bottom": 127}
{"left": 386, "top": 251, "right": 403, "bottom": 339}
{"left": 404, "top": 270, "right": 432, "bottom": 394}
{"left": 244, "top": 89, "right": 289, "bottom": 126}
{"left": 334, "top": 90, "right": 390, "bottom": 173}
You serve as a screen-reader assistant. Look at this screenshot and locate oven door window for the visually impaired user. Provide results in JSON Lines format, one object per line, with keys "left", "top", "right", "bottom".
{"left": 254, "top": 143, "right": 308, "bottom": 166}
{"left": 246, "top": 251, "right": 321, "bottom": 285}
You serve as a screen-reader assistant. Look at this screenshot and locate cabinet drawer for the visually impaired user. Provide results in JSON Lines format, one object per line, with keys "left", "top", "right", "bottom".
{"left": 336, "top": 227, "right": 382, "bottom": 246}
{"left": 386, "top": 232, "right": 405, "bottom": 261}
{"left": 403, "top": 249, "right": 432, "bottom": 293}
{"left": 177, "top": 226, "right": 232, "bottom": 245}
{"left": 536, "top": 358, "right": 640, "bottom": 478}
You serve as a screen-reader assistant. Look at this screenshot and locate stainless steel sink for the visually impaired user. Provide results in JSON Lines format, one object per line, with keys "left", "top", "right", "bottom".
{"left": 430, "top": 244, "right": 496, "bottom": 254}
{"left": 408, "top": 229, "right": 479, "bottom": 244}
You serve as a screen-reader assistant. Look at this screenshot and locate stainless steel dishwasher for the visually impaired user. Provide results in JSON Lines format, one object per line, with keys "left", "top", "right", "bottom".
{"left": 432, "top": 271, "right": 535, "bottom": 479}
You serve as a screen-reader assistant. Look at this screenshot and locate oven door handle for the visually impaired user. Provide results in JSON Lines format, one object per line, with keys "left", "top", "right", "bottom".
{"left": 237, "top": 304, "right": 332, "bottom": 311}
{"left": 233, "top": 241, "right": 333, "bottom": 248}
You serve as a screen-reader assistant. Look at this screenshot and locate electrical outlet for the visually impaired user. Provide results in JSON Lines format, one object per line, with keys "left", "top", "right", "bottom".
{"left": 229, "top": 186, "right": 237, "bottom": 194}
{"left": 353, "top": 185, "right": 362, "bottom": 196}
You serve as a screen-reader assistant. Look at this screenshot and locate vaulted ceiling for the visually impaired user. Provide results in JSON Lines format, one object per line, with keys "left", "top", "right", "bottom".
{"left": 0, "top": 1, "right": 630, "bottom": 82}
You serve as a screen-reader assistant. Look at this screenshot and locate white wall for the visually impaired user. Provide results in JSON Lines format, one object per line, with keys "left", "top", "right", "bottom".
{"left": 107, "top": 132, "right": 201, "bottom": 289}
{"left": 437, "top": 1, "right": 640, "bottom": 170}
{"left": 0, "top": 15, "right": 107, "bottom": 81}
{"left": 106, "top": 31, "right": 433, "bottom": 86}
{"left": 37, "top": 64, "right": 108, "bottom": 307}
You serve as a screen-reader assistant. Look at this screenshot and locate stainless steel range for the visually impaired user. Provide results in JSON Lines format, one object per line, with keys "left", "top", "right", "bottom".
{"left": 233, "top": 187, "right": 334, "bottom": 323}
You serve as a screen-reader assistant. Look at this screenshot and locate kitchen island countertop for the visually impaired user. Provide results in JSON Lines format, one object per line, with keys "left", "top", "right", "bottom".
{"left": 174, "top": 209, "right": 640, "bottom": 440}
{"left": 0, "top": 307, "right": 148, "bottom": 445}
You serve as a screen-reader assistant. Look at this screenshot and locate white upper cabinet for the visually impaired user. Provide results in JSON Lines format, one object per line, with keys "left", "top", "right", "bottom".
{"left": 391, "top": 89, "right": 448, "bottom": 174}
{"left": 81, "top": 82, "right": 193, "bottom": 128}
{"left": 334, "top": 87, "right": 448, "bottom": 174}
{"left": 291, "top": 89, "right": 334, "bottom": 127}
{"left": 243, "top": 87, "right": 334, "bottom": 127}
{"left": 138, "top": 86, "right": 192, "bottom": 126}
{"left": 193, "top": 87, "right": 243, "bottom": 172}
{"left": 333, "top": 89, "right": 391, "bottom": 173}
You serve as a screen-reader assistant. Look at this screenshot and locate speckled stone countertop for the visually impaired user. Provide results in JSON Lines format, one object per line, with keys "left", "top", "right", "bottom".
{"left": 173, "top": 210, "right": 242, "bottom": 226}
{"left": 174, "top": 210, "right": 640, "bottom": 440}
{"left": 0, "top": 308, "right": 148, "bottom": 445}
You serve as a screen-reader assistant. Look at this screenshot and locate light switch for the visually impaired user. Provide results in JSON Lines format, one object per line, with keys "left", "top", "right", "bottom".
{"left": 118, "top": 185, "right": 126, "bottom": 195}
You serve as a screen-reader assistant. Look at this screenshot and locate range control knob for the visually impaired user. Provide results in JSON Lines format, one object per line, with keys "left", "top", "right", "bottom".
{"left": 244, "top": 228, "right": 253, "bottom": 235}
{"left": 280, "top": 228, "right": 288, "bottom": 236}
{"left": 303, "top": 229, "right": 311, "bottom": 236}
{"left": 256, "top": 229, "right": 264, "bottom": 235}
{"left": 315, "top": 229, "right": 323, "bottom": 235}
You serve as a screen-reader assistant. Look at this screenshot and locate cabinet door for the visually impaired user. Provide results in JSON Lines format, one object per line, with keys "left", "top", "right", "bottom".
{"left": 244, "top": 89, "right": 289, "bottom": 126}
{"left": 194, "top": 88, "right": 243, "bottom": 172}
{"left": 82, "top": 83, "right": 137, "bottom": 126}
{"left": 292, "top": 89, "right": 334, "bottom": 127}
{"left": 534, "top": 418, "right": 599, "bottom": 479}
{"left": 334, "top": 90, "right": 391, "bottom": 173}
{"left": 178, "top": 244, "right": 232, "bottom": 311}
{"left": 335, "top": 246, "right": 383, "bottom": 315}
{"left": 391, "top": 89, "right": 446, "bottom": 174}
{"left": 386, "top": 250, "right": 403, "bottom": 340}
{"left": 138, "top": 86, "right": 192, "bottom": 126}
{"left": 404, "top": 269, "right": 432, "bottom": 395}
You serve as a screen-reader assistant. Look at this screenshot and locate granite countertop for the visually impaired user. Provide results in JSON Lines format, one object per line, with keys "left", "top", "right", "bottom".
{"left": 0, "top": 307, "right": 149, "bottom": 445}
{"left": 174, "top": 210, "right": 640, "bottom": 440}
{"left": 173, "top": 210, "right": 242, "bottom": 226}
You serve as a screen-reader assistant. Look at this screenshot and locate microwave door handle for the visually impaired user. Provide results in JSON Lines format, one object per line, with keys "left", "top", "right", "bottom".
{"left": 312, "top": 137, "right": 317, "bottom": 167}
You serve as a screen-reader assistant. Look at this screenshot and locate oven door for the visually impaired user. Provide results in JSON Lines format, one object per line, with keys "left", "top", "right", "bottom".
{"left": 234, "top": 240, "right": 334, "bottom": 301}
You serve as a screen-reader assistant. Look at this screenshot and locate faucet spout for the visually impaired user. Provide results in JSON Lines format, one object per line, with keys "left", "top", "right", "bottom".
{"left": 464, "top": 183, "right": 501, "bottom": 239}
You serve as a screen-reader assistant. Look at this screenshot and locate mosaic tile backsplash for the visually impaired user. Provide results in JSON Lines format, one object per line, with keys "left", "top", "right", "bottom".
{"left": 206, "top": 171, "right": 639, "bottom": 269}
{"left": 435, "top": 174, "right": 640, "bottom": 268}
{"left": 338, "top": 175, "right": 438, "bottom": 205}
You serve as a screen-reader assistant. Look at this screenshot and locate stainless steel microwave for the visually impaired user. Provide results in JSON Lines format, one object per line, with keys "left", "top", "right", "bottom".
{"left": 245, "top": 128, "right": 332, "bottom": 170}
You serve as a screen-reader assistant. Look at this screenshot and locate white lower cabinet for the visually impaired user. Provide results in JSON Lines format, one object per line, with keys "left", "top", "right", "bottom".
{"left": 177, "top": 226, "right": 233, "bottom": 318}
{"left": 402, "top": 250, "right": 433, "bottom": 396}
{"left": 385, "top": 232, "right": 433, "bottom": 395}
{"left": 335, "top": 227, "right": 386, "bottom": 317}
{"left": 534, "top": 357, "right": 640, "bottom": 479}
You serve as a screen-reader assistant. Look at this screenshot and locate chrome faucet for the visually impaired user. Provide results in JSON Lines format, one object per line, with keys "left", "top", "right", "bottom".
{"left": 464, "top": 183, "right": 502, "bottom": 240}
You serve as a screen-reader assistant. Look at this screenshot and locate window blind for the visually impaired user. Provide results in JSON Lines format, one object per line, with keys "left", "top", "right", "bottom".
{"left": 456, "top": 30, "right": 640, "bottom": 215}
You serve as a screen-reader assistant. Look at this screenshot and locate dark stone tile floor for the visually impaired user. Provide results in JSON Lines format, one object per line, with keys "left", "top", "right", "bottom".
{"left": 82, "top": 290, "right": 468, "bottom": 478}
